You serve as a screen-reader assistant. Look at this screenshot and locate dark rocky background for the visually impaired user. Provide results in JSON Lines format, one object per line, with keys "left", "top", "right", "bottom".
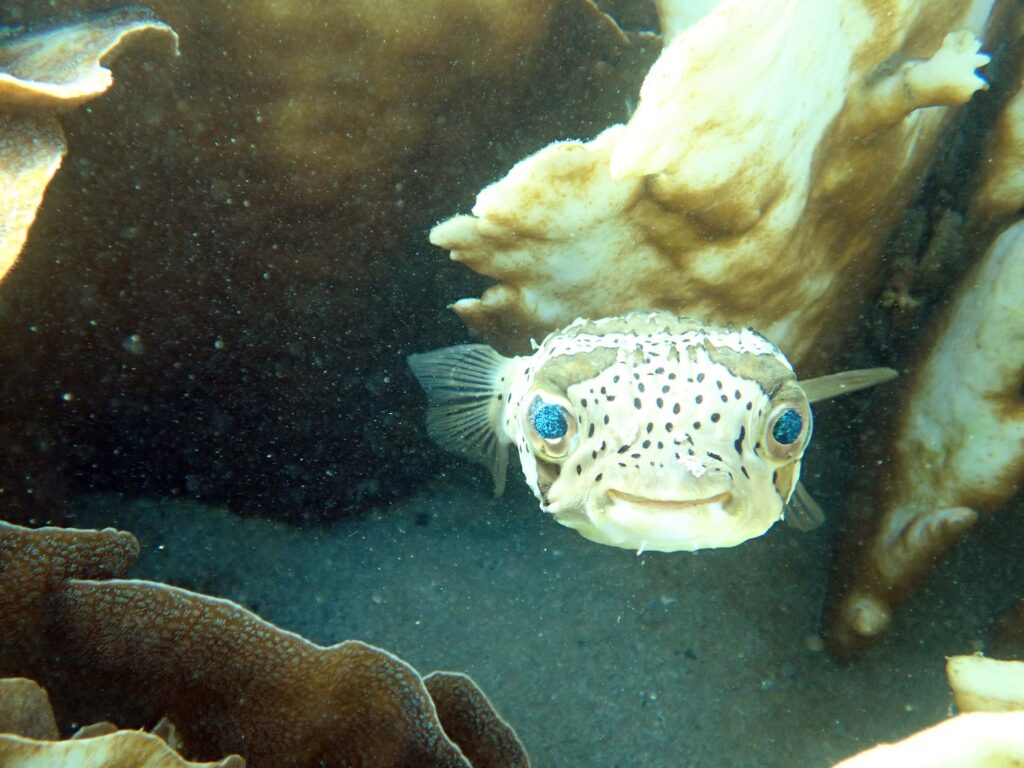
{"left": 0, "top": 0, "right": 657, "bottom": 523}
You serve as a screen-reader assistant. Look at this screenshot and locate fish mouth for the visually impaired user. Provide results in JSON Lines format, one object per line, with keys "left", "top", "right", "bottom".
{"left": 606, "top": 488, "right": 732, "bottom": 510}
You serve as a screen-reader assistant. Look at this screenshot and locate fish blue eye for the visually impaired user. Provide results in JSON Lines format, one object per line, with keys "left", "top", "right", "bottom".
{"left": 772, "top": 408, "right": 803, "bottom": 445}
{"left": 532, "top": 402, "right": 568, "bottom": 440}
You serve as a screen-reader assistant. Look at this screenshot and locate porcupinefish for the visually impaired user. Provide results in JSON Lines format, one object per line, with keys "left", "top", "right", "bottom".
{"left": 408, "top": 312, "right": 896, "bottom": 553}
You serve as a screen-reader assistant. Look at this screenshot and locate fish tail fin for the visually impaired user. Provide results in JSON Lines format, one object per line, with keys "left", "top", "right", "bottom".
{"left": 407, "top": 344, "right": 515, "bottom": 496}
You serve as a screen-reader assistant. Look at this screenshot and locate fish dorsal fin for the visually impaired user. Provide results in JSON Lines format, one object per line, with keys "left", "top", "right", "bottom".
{"left": 785, "top": 482, "right": 826, "bottom": 532}
{"left": 407, "top": 344, "right": 515, "bottom": 496}
{"left": 799, "top": 367, "right": 898, "bottom": 403}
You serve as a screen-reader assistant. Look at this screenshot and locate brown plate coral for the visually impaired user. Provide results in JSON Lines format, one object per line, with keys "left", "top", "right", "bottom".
{"left": 0, "top": 520, "right": 529, "bottom": 768}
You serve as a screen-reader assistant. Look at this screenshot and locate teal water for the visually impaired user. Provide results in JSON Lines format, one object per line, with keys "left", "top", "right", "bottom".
{"left": 68, "top": 478, "right": 1024, "bottom": 766}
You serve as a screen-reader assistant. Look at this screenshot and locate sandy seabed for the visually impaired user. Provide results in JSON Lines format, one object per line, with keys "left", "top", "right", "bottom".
{"left": 67, "top": 469, "right": 1023, "bottom": 768}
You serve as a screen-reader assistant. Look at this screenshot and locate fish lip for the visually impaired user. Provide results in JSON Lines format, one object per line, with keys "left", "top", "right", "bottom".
{"left": 606, "top": 488, "right": 732, "bottom": 510}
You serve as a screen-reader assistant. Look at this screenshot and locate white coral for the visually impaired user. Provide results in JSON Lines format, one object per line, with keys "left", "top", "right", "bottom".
{"left": 432, "top": 0, "right": 995, "bottom": 368}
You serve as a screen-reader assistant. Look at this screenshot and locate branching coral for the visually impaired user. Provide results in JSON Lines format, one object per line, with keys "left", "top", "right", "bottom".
{"left": 427, "top": 0, "right": 1021, "bottom": 661}
{"left": 824, "top": 18, "right": 1024, "bottom": 652}
{"left": 0, "top": 521, "right": 528, "bottom": 768}
{"left": 825, "top": 219, "right": 1023, "bottom": 652}
{"left": 431, "top": 0, "right": 996, "bottom": 370}
{"left": 0, "top": 7, "right": 178, "bottom": 281}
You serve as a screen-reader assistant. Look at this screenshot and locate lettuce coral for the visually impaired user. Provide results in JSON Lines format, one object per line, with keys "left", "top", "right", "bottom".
{"left": 0, "top": 521, "right": 528, "bottom": 768}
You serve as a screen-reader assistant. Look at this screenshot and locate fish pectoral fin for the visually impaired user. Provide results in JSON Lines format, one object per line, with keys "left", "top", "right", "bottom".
{"left": 799, "top": 367, "right": 898, "bottom": 403}
{"left": 407, "top": 344, "right": 514, "bottom": 496}
{"left": 785, "top": 482, "right": 826, "bottom": 532}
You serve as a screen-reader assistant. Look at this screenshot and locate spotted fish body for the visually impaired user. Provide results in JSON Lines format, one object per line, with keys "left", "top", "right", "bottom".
{"left": 409, "top": 312, "right": 895, "bottom": 553}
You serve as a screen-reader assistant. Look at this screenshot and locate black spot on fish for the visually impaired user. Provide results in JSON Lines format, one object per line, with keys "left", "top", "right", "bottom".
{"left": 693, "top": 421, "right": 701, "bottom": 430}
{"left": 603, "top": 415, "right": 610, "bottom": 425}
{"left": 630, "top": 453, "right": 641, "bottom": 459}
{"left": 734, "top": 390, "right": 742, "bottom": 400}
{"left": 696, "top": 395, "right": 704, "bottom": 404}
{"left": 656, "top": 397, "right": 664, "bottom": 408}
{"left": 633, "top": 397, "right": 642, "bottom": 409}
{"left": 673, "top": 403, "right": 681, "bottom": 415}
{"left": 707, "top": 451, "right": 722, "bottom": 462}
{"left": 696, "top": 373, "right": 705, "bottom": 383}
{"left": 646, "top": 422, "right": 654, "bottom": 434}
{"left": 617, "top": 445, "right": 630, "bottom": 454}
{"left": 595, "top": 473, "right": 603, "bottom": 482}
{"left": 665, "top": 422, "right": 674, "bottom": 433}
{"left": 642, "top": 440, "right": 651, "bottom": 449}
{"left": 720, "top": 394, "right": 728, "bottom": 403}
{"left": 734, "top": 426, "right": 746, "bottom": 455}
{"left": 587, "top": 423, "right": 595, "bottom": 438}
{"left": 581, "top": 397, "right": 588, "bottom": 407}
{"left": 638, "top": 382, "right": 646, "bottom": 393}
{"left": 741, "top": 465, "right": 750, "bottom": 479}
{"left": 576, "top": 465, "right": 582, "bottom": 476}
{"left": 711, "top": 413, "right": 721, "bottom": 423}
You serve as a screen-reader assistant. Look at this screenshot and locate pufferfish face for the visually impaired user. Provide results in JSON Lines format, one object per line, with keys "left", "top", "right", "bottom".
{"left": 505, "top": 315, "right": 812, "bottom": 552}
